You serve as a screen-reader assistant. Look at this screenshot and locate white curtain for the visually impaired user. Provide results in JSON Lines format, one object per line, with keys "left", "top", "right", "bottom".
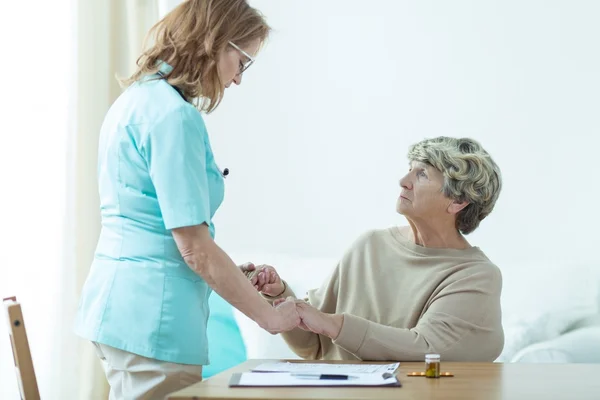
{"left": 0, "top": 0, "right": 167, "bottom": 399}
{"left": 58, "top": 2, "right": 167, "bottom": 399}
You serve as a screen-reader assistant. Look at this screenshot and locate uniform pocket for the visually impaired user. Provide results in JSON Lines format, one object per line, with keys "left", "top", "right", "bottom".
{"left": 156, "top": 276, "right": 211, "bottom": 363}
{"left": 206, "top": 161, "right": 225, "bottom": 217}
{"left": 100, "top": 266, "right": 165, "bottom": 353}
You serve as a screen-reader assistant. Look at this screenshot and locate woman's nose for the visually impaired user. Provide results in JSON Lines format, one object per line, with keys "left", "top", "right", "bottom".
{"left": 233, "top": 73, "right": 243, "bottom": 85}
{"left": 399, "top": 175, "right": 412, "bottom": 190}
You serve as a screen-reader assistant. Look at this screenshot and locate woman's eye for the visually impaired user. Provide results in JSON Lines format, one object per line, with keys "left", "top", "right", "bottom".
{"left": 239, "top": 61, "right": 244, "bottom": 73}
{"left": 418, "top": 170, "right": 427, "bottom": 177}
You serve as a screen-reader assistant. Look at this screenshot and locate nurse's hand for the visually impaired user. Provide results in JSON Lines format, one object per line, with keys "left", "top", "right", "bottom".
{"left": 263, "top": 296, "right": 301, "bottom": 334}
{"left": 249, "top": 264, "right": 285, "bottom": 297}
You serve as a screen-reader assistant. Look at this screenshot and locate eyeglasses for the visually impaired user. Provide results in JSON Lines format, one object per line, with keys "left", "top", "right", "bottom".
{"left": 228, "top": 41, "right": 255, "bottom": 75}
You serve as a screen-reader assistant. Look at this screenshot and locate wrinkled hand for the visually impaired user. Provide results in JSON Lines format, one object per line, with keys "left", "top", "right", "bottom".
{"left": 274, "top": 298, "right": 342, "bottom": 338}
{"left": 247, "top": 264, "right": 285, "bottom": 297}
{"left": 264, "top": 296, "right": 301, "bottom": 334}
{"left": 295, "top": 301, "right": 331, "bottom": 335}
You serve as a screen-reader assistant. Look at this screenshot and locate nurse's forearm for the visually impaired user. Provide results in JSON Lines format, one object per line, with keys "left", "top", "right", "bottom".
{"left": 172, "top": 224, "right": 275, "bottom": 329}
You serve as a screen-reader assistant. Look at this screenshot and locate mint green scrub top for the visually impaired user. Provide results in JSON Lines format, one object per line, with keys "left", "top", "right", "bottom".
{"left": 74, "top": 64, "right": 224, "bottom": 365}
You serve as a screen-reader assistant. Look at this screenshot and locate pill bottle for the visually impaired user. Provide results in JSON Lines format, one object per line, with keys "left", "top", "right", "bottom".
{"left": 425, "top": 354, "right": 441, "bottom": 378}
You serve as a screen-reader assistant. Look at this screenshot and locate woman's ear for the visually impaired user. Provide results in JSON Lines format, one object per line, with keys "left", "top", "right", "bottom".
{"left": 448, "top": 200, "right": 469, "bottom": 215}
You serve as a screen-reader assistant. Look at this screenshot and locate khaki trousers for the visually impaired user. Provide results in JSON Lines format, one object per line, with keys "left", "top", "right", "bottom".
{"left": 93, "top": 342, "right": 203, "bottom": 400}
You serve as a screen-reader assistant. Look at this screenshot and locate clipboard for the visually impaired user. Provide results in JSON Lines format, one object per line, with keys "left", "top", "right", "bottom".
{"left": 229, "top": 372, "right": 402, "bottom": 388}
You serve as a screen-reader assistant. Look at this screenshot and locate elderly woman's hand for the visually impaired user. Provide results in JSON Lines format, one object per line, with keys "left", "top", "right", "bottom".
{"left": 274, "top": 298, "right": 344, "bottom": 339}
{"left": 239, "top": 262, "right": 255, "bottom": 274}
{"left": 246, "top": 264, "right": 286, "bottom": 297}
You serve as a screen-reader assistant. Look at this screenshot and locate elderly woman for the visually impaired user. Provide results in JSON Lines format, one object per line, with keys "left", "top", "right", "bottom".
{"left": 250, "top": 136, "right": 504, "bottom": 361}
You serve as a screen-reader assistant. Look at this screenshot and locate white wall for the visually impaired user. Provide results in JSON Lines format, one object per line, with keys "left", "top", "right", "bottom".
{"left": 203, "top": 0, "right": 600, "bottom": 270}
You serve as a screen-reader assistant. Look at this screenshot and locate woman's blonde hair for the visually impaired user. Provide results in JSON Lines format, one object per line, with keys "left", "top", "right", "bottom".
{"left": 121, "top": 0, "right": 270, "bottom": 113}
{"left": 407, "top": 137, "right": 502, "bottom": 235}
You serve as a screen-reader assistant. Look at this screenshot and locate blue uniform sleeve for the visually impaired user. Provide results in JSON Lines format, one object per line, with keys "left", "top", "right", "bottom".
{"left": 142, "top": 105, "right": 211, "bottom": 230}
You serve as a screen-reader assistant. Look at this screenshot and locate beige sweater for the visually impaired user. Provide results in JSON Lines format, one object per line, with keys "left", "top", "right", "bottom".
{"left": 268, "top": 227, "right": 504, "bottom": 362}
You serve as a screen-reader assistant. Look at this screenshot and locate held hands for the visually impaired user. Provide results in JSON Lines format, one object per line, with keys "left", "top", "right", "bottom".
{"left": 266, "top": 296, "right": 301, "bottom": 334}
{"left": 273, "top": 298, "right": 343, "bottom": 339}
{"left": 242, "top": 262, "right": 343, "bottom": 337}
{"left": 245, "top": 264, "right": 286, "bottom": 297}
{"left": 239, "top": 262, "right": 299, "bottom": 334}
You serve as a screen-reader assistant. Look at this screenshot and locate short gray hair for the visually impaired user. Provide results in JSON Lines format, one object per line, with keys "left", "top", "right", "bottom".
{"left": 407, "top": 137, "right": 502, "bottom": 234}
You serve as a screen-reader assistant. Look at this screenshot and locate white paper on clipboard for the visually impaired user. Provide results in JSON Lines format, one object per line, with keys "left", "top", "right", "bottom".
{"left": 251, "top": 362, "right": 400, "bottom": 375}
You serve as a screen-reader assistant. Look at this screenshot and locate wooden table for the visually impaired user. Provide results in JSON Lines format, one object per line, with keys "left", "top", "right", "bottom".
{"left": 167, "top": 359, "right": 600, "bottom": 400}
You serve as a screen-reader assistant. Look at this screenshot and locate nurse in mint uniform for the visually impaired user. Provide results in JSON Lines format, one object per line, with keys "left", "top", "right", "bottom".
{"left": 74, "top": 1, "right": 299, "bottom": 399}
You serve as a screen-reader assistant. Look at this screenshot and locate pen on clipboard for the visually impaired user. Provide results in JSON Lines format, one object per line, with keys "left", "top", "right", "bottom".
{"left": 290, "top": 373, "right": 358, "bottom": 380}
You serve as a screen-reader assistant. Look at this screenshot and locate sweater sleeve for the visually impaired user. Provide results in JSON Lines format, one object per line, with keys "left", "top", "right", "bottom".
{"left": 332, "top": 265, "right": 504, "bottom": 362}
{"left": 274, "top": 265, "right": 341, "bottom": 360}
{"left": 277, "top": 230, "right": 377, "bottom": 359}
